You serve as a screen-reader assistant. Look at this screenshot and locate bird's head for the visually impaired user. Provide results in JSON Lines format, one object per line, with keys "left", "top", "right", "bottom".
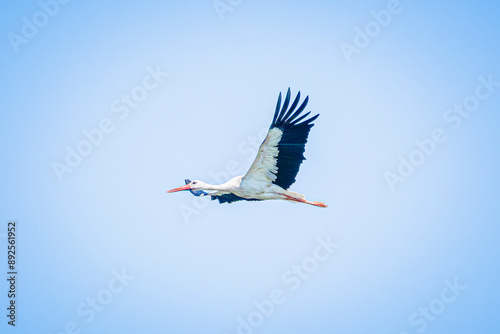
{"left": 167, "top": 179, "right": 206, "bottom": 193}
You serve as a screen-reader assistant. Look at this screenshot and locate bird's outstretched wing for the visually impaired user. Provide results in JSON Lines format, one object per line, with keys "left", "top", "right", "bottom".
{"left": 241, "top": 88, "right": 319, "bottom": 190}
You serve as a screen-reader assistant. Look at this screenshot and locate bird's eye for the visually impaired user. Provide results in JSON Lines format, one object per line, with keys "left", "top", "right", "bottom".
{"left": 192, "top": 181, "right": 197, "bottom": 184}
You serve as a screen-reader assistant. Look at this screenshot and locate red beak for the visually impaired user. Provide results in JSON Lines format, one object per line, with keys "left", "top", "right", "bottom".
{"left": 167, "top": 184, "right": 191, "bottom": 193}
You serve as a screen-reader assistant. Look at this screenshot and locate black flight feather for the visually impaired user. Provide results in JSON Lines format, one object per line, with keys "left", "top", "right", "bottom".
{"left": 271, "top": 92, "right": 282, "bottom": 126}
{"left": 211, "top": 193, "right": 262, "bottom": 204}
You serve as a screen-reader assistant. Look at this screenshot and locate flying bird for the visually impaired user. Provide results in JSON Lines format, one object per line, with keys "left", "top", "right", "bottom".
{"left": 167, "top": 88, "right": 327, "bottom": 208}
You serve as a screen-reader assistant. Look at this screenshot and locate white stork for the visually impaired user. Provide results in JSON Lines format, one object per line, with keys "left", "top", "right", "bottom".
{"left": 167, "top": 88, "right": 327, "bottom": 208}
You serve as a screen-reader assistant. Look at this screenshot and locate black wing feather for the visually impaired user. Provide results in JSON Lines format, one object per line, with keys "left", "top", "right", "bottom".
{"left": 280, "top": 91, "right": 301, "bottom": 123}
{"left": 211, "top": 193, "right": 262, "bottom": 204}
{"left": 269, "top": 88, "right": 319, "bottom": 190}
{"left": 277, "top": 88, "right": 291, "bottom": 124}
{"left": 287, "top": 96, "right": 309, "bottom": 124}
{"left": 271, "top": 92, "right": 282, "bottom": 126}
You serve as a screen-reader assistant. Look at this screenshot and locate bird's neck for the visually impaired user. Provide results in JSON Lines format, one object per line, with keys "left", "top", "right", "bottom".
{"left": 200, "top": 176, "right": 240, "bottom": 192}
{"left": 201, "top": 183, "right": 227, "bottom": 191}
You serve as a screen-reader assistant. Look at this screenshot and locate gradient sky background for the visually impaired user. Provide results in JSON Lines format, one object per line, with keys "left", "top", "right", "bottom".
{"left": 1, "top": 1, "right": 499, "bottom": 333}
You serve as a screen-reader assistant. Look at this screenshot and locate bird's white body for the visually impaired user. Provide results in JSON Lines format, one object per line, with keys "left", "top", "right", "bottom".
{"left": 191, "top": 176, "right": 303, "bottom": 201}
{"left": 167, "top": 89, "right": 327, "bottom": 208}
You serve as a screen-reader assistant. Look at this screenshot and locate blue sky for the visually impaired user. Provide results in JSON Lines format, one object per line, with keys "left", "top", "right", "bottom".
{"left": 1, "top": 1, "right": 499, "bottom": 333}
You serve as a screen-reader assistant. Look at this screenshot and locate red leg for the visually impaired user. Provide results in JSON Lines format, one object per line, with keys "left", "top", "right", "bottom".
{"left": 282, "top": 194, "right": 327, "bottom": 208}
